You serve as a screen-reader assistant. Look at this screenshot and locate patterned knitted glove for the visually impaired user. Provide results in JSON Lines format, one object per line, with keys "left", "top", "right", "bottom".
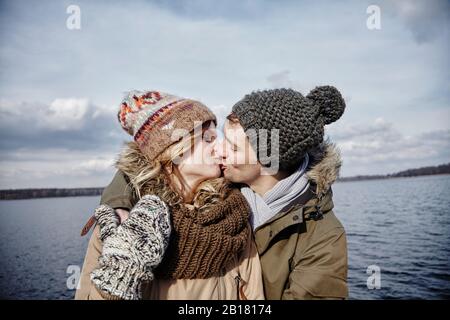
{"left": 90, "top": 195, "right": 171, "bottom": 300}
{"left": 94, "top": 204, "right": 120, "bottom": 242}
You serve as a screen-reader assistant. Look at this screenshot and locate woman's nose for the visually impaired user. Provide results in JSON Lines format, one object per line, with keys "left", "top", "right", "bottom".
{"left": 212, "top": 140, "right": 222, "bottom": 157}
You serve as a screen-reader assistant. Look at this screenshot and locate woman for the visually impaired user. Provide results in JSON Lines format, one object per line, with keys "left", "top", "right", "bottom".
{"left": 75, "top": 90, "right": 264, "bottom": 300}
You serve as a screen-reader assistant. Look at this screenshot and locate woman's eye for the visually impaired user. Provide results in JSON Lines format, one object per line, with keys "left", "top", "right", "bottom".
{"left": 204, "top": 133, "right": 216, "bottom": 143}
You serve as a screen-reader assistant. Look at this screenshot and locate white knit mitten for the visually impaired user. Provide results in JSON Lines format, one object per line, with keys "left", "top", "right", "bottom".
{"left": 90, "top": 195, "right": 171, "bottom": 300}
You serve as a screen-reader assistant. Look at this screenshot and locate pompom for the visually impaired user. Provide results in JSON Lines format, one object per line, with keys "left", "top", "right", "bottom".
{"left": 306, "top": 86, "right": 346, "bottom": 124}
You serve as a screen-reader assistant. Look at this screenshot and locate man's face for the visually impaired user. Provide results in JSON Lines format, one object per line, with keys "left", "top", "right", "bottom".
{"left": 215, "top": 120, "right": 262, "bottom": 184}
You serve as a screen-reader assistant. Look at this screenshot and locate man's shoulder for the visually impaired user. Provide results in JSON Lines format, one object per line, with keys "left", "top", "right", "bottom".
{"left": 303, "top": 210, "right": 346, "bottom": 244}
{"left": 100, "top": 170, "right": 135, "bottom": 210}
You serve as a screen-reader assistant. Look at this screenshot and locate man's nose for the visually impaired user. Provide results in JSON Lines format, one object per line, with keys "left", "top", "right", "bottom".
{"left": 213, "top": 139, "right": 225, "bottom": 159}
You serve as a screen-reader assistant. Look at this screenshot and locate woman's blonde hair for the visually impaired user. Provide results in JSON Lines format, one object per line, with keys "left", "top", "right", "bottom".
{"left": 116, "top": 121, "right": 230, "bottom": 212}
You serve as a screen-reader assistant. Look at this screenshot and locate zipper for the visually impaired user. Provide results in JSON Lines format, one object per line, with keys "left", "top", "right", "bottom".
{"left": 234, "top": 275, "right": 241, "bottom": 300}
{"left": 217, "top": 267, "right": 226, "bottom": 300}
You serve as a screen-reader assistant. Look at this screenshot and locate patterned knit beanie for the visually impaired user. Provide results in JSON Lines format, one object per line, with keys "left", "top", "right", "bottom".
{"left": 118, "top": 90, "right": 216, "bottom": 160}
{"left": 232, "top": 86, "right": 345, "bottom": 172}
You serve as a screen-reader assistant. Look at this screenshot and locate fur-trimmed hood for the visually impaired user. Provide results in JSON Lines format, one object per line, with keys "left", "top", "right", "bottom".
{"left": 115, "top": 142, "right": 149, "bottom": 184}
{"left": 306, "top": 141, "right": 342, "bottom": 198}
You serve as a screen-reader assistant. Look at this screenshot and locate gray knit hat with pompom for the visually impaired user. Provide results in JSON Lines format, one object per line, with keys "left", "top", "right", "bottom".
{"left": 231, "top": 86, "right": 345, "bottom": 172}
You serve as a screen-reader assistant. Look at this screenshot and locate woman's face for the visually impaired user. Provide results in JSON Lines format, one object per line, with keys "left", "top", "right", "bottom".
{"left": 176, "top": 122, "right": 221, "bottom": 182}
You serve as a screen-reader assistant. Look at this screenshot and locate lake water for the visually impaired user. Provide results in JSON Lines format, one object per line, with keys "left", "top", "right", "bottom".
{"left": 0, "top": 175, "right": 449, "bottom": 299}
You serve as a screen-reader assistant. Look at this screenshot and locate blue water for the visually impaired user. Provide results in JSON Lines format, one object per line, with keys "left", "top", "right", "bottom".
{"left": 0, "top": 175, "right": 449, "bottom": 299}
{"left": 334, "top": 175, "right": 450, "bottom": 299}
{"left": 0, "top": 196, "right": 95, "bottom": 299}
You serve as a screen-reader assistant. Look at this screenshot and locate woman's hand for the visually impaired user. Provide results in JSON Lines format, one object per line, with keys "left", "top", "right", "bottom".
{"left": 91, "top": 195, "right": 171, "bottom": 300}
{"left": 115, "top": 208, "right": 130, "bottom": 224}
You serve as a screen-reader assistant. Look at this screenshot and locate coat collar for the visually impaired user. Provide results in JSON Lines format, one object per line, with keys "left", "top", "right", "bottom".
{"left": 306, "top": 141, "right": 342, "bottom": 199}
{"left": 254, "top": 141, "right": 342, "bottom": 254}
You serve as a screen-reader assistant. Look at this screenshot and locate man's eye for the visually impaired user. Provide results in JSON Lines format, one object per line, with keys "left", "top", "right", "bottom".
{"left": 231, "top": 145, "right": 238, "bottom": 151}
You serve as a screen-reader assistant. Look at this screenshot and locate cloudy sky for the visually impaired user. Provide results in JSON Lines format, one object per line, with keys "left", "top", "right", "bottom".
{"left": 0, "top": 0, "right": 449, "bottom": 188}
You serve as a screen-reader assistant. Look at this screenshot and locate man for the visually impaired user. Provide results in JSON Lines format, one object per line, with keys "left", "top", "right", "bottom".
{"left": 216, "top": 86, "right": 348, "bottom": 299}
{"left": 94, "top": 86, "right": 348, "bottom": 299}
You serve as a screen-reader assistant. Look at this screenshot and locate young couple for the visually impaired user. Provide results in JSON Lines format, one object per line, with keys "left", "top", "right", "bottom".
{"left": 75, "top": 86, "right": 348, "bottom": 300}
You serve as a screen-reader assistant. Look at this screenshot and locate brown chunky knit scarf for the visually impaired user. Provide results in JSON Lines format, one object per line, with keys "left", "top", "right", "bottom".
{"left": 154, "top": 188, "right": 250, "bottom": 279}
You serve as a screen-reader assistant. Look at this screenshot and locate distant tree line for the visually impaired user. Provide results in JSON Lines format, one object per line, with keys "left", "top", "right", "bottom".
{"left": 0, "top": 187, "right": 104, "bottom": 200}
{"left": 1, "top": 163, "right": 449, "bottom": 199}
{"left": 338, "top": 163, "right": 450, "bottom": 182}
{"left": 389, "top": 163, "right": 450, "bottom": 178}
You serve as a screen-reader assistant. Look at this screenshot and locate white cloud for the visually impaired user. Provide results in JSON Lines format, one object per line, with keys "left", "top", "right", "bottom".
{"left": 385, "top": 0, "right": 450, "bottom": 44}
{"left": 42, "top": 98, "right": 89, "bottom": 131}
{"left": 0, "top": 148, "right": 118, "bottom": 189}
{"left": 0, "top": 0, "right": 448, "bottom": 187}
{"left": 327, "top": 118, "right": 450, "bottom": 176}
{"left": 72, "top": 158, "right": 115, "bottom": 175}
{"left": 0, "top": 98, "right": 128, "bottom": 152}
